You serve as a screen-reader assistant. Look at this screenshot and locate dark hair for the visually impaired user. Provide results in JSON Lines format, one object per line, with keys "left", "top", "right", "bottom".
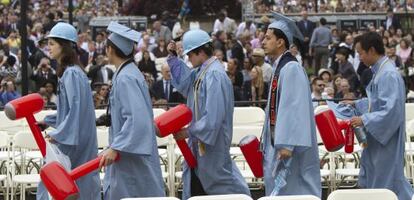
{"left": 51, "top": 37, "right": 81, "bottom": 77}
{"left": 269, "top": 28, "right": 289, "bottom": 49}
{"left": 335, "top": 47, "right": 350, "bottom": 59}
{"left": 190, "top": 42, "right": 214, "bottom": 57}
{"left": 56, "top": 11, "right": 63, "bottom": 19}
{"left": 312, "top": 77, "right": 323, "bottom": 85}
{"left": 355, "top": 32, "right": 385, "bottom": 55}
{"left": 320, "top": 17, "right": 327, "bottom": 26}
{"left": 106, "top": 39, "right": 134, "bottom": 59}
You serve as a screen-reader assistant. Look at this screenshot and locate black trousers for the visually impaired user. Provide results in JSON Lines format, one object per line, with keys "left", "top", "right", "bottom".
{"left": 190, "top": 169, "right": 206, "bottom": 196}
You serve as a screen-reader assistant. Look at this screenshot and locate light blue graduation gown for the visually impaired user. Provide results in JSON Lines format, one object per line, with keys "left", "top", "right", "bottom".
{"left": 38, "top": 66, "right": 101, "bottom": 200}
{"left": 354, "top": 56, "right": 413, "bottom": 200}
{"left": 262, "top": 59, "right": 321, "bottom": 197}
{"left": 103, "top": 62, "right": 165, "bottom": 200}
{"left": 167, "top": 56, "right": 251, "bottom": 200}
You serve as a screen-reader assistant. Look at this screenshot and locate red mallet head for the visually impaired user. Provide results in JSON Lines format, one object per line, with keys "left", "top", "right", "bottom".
{"left": 4, "top": 93, "right": 44, "bottom": 120}
{"left": 40, "top": 161, "right": 79, "bottom": 200}
{"left": 155, "top": 104, "right": 192, "bottom": 137}
{"left": 315, "top": 109, "right": 345, "bottom": 152}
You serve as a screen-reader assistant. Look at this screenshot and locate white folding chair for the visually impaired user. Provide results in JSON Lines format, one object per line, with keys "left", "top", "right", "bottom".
{"left": 0, "top": 111, "right": 25, "bottom": 135}
{"left": 11, "top": 132, "right": 42, "bottom": 200}
{"left": 327, "top": 189, "right": 398, "bottom": 200}
{"left": 406, "top": 103, "right": 414, "bottom": 122}
{"left": 259, "top": 195, "right": 320, "bottom": 200}
{"left": 233, "top": 107, "right": 265, "bottom": 126}
{"left": 122, "top": 197, "right": 179, "bottom": 200}
{"left": 0, "top": 131, "right": 10, "bottom": 200}
{"left": 188, "top": 194, "right": 253, "bottom": 200}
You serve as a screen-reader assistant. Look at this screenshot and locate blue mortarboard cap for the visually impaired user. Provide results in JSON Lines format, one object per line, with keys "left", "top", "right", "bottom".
{"left": 107, "top": 22, "right": 142, "bottom": 55}
{"left": 268, "top": 12, "right": 304, "bottom": 45}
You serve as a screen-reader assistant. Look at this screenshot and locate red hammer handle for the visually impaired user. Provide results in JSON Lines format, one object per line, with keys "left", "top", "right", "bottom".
{"left": 176, "top": 139, "right": 197, "bottom": 168}
{"left": 70, "top": 154, "right": 120, "bottom": 180}
{"left": 26, "top": 115, "right": 46, "bottom": 157}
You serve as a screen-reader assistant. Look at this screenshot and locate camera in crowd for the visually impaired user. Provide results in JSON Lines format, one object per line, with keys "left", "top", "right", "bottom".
{"left": 96, "top": 113, "right": 111, "bottom": 127}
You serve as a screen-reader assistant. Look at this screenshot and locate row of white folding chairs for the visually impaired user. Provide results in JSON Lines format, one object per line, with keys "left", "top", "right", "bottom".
{"left": 121, "top": 189, "right": 398, "bottom": 200}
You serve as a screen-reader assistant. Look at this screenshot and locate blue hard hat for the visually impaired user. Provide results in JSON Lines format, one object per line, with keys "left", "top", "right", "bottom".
{"left": 47, "top": 22, "right": 78, "bottom": 43}
{"left": 182, "top": 29, "right": 212, "bottom": 55}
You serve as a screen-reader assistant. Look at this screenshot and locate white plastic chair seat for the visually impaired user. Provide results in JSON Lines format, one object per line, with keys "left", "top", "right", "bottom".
{"left": 0, "top": 151, "right": 11, "bottom": 160}
{"left": 158, "top": 149, "right": 167, "bottom": 156}
{"left": 320, "top": 169, "right": 330, "bottom": 177}
{"left": 13, "top": 174, "right": 40, "bottom": 184}
{"left": 122, "top": 197, "right": 180, "bottom": 200}
{"left": 175, "top": 171, "right": 183, "bottom": 179}
{"left": 229, "top": 147, "right": 242, "bottom": 156}
{"left": 259, "top": 195, "right": 320, "bottom": 200}
{"left": 162, "top": 171, "right": 169, "bottom": 179}
{"left": 188, "top": 194, "right": 253, "bottom": 200}
{"left": 174, "top": 148, "right": 182, "bottom": 156}
{"left": 239, "top": 170, "right": 255, "bottom": 179}
{"left": 335, "top": 168, "right": 360, "bottom": 176}
{"left": 26, "top": 151, "right": 42, "bottom": 159}
{"left": 327, "top": 189, "right": 397, "bottom": 200}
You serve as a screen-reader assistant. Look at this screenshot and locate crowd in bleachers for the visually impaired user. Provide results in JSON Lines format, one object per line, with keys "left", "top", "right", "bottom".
{"left": 255, "top": 0, "right": 414, "bottom": 14}
{"left": 0, "top": 0, "right": 414, "bottom": 111}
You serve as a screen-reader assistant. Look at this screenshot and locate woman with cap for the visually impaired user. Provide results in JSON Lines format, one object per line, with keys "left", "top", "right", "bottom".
{"left": 36, "top": 22, "right": 100, "bottom": 200}
{"left": 261, "top": 12, "right": 321, "bottom": 197}
{"left": 167, "top": 29, "right": 250, "bottom": 199}
{"left": 99, "top": 22, "right": 165, "bottom": 199}
{"left": 318, "top": 68, "right": 333, "bottom": 88}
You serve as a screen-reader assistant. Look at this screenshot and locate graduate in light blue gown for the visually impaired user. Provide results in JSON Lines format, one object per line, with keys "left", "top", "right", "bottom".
{"left": 350, "top": 32, "right": 413, "bottom": 200}
{"left": 166, "top": 29, "right": 250, "bottom": 200}
{"left": 260, "top": 12, "right": 321, "bottom": 197}
{"left": 37, "top": 22, "right": 100, "bottom": 200}
{"left": 100, "top": 22, "right": 165, "bottom": 199}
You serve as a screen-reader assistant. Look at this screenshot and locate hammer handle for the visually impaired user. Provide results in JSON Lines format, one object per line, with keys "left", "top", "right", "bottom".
{"left": 26, "top": 115, "right": 46, "bottom": 157}
{"left": 176, "top": 139, "right": 197, "bottom": 168}
{"left": 70, "top": 154, "right": 120, "bottom": 180}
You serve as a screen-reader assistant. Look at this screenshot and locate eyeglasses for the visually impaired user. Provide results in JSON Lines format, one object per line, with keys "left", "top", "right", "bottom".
{"left": 318, "top": 84, "right": 325, "bottom": 87}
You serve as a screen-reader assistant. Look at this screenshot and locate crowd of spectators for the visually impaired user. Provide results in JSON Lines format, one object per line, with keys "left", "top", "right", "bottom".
{"left": 0, "top": 0, "right": 413, "bottom": 110}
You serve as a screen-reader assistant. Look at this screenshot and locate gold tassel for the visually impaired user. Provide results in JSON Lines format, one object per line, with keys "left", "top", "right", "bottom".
{"left": 198, "top": 141, "right": 205, "bottom": 156}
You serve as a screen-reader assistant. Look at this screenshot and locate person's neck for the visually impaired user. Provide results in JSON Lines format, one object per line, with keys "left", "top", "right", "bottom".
{"left": 371, "top": 54, "right": 384, "bottom": 66}
{"left": 113, "top": 57, "right": 128, "bottom": 69}
{"left": 270, "top": 48, "right": 286, "bottom": 64}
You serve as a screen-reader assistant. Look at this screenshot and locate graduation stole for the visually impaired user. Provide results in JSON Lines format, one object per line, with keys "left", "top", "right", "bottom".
{"left": 193, "top": 57, "right": 217, "bottom": 156}
{"left": 269, "top": 52, "right": 298, "bottom": 127}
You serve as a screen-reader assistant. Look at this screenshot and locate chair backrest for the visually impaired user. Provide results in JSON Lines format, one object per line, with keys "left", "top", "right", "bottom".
{"left": 0, "top": 111, "right": 25, "bottom": 133}
{"left": 233, "top": 107, "right": 265, "bottom": 126}
{"left": 232, "top": 126, "right": 263, "bottom": 145}
{"left": 34, "top": 110, "right": 57, "bottom": 123}
{"left": 259, "top": 195, "right": 320, "bottom": 200}
{"left": 96, "top": 129, "right": 109, "bottom": 149}
{"left": 95, "top": 109, "right": 107, "bottom": 118}
{"left": 0, "top": 131, "right": 9, "bottom": 148}
{"left": 13, "top": 131, "right": 39, "bottom": 150}
{"left": 327, "top": 189, "right": 398, "bottom": 200}
{"left": 406, "top": 103, "right": 414, "bottom": 122}
{"left": 188, "top": 194, "right": 253, "bottom": 200}
{"left": 122, "top": 198, "right": 180, "bottom": 200}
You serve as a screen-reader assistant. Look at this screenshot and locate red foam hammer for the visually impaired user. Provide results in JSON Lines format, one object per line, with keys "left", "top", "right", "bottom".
{"left": 239, "top": 135, "right": 263, "bottom": 178}
{"left": 155, "top": 104, "right": 197, "bottom": 168}
{"left": 315, "top": 109, "right": 354, "bottom": 153}
{"left": 41, "top": 154, "right": 119, "bottom": 200}
{"left": 5, "top": 93, "right": 46, "bottom": 156}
